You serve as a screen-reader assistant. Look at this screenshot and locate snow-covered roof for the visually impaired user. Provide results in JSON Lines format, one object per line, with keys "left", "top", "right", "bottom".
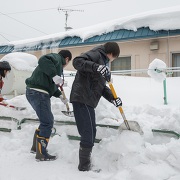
{"left": 1, "top": 6, "right": 180, "bottom": 49}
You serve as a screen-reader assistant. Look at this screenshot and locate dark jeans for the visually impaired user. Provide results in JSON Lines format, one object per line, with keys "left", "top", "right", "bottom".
{"left": 72, "top": 102, "right": 96, "bottom": 148}
{"left": 26, "top": 88, "right": 54, "bottom": 138}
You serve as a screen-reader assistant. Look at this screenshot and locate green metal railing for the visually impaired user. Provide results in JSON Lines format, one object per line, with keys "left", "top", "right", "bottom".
{"left": 0, "top": 116, "right": 119, "bottom": 143}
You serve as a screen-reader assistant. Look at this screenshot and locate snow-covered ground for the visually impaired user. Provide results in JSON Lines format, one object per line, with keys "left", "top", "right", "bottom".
{"left": 0, "top": 74, "right": 180, "bottom": 180}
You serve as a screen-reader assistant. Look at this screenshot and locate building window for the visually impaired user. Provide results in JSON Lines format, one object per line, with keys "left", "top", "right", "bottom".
{"left": 111, "top": 56, "right": 131, "bottom": 71}
{"left": 172, "top": 53, "right": 180, "bottom": 77}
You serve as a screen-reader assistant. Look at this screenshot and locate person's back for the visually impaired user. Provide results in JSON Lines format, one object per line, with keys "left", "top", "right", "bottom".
{"left": 70, "top": 45, "right": 110, "bottom": 108}
{"left": 26, "top": 53, "right": 65, "bottom": 97}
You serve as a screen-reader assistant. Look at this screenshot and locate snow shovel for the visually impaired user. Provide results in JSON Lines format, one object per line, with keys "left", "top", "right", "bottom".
{"left": 59, "top": 86, "right": 74, "bottom": 117}
{"left": 107, "top": 81, "right": 143, "bottom": 135}
{"left": 0, "top": 102, "right": 26, "bottom": 111}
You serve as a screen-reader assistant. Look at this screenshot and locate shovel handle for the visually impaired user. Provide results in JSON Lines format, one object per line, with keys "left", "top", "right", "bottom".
{"left": 59, "top": 86, "right": 70, "bottom": 112}
{"left": 108, "top": 82, "right": 123, "bottom": 114}
{"left": 108, "top": 81, "right": 131, "bottom": 130}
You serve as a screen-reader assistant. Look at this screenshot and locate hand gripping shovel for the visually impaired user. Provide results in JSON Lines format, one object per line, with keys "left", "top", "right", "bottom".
{"left": 59, "top": 86, "right": 74, "bottom": 117}
{"left": 108, "top": 81, "right": 143, "bottom": 135}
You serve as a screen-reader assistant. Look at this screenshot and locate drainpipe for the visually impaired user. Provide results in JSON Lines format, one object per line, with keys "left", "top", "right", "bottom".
{"left": 163, "top": 79, "right": 167, "bottom": 105}
{"left": 162, "top": 30, "right": 170, "bottom": 105}
{"left": 167, "top": 30, "right": 170, "bottom": 67}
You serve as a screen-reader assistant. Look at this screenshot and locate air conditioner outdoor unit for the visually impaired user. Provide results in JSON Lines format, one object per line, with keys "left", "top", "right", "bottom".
{"left": 150, "top": 42, "right": 159, "bottom": 50}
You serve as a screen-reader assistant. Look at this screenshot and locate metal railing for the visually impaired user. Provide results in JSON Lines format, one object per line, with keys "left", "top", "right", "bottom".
{"left": 64, "top": 67, "right": 180, "bottom": 105}
{"left": 111, "top": 67, "right": 180, "bottom": 75}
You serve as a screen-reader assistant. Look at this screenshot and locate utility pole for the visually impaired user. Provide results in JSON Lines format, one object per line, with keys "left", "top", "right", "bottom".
{"left": 58, "top": 8, "right": 84, "bottom": 31}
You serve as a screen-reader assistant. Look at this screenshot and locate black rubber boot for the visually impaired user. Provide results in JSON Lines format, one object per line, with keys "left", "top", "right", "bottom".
{"left": 78, "top": 146, "right": 92, "bottom": 171}
{"left": 35, "top": 135, "right": 57, "bottom": 161}
{"left": 30, "top": 129, "right": 40, "bottom": 153}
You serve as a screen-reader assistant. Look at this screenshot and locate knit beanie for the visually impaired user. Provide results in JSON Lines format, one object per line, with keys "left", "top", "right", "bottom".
{"left": 59, "top": 50, "right": 72, "bottom": 60}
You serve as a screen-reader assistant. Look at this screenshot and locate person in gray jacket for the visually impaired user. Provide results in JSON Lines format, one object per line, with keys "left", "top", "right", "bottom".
{"left": 70, "top": 42, "right": 122, "bottom": 171}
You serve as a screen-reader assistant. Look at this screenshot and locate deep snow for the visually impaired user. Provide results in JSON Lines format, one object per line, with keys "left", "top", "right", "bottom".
{"left": 0, "top": 74, "right": 180, "bottom": 180}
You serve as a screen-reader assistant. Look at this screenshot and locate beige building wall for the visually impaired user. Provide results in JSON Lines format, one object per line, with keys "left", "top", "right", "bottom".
{"left": 0, "top": 35, "right": 180, "bottom": 76}
{"left": 65, "top": 36, "right": 180, "bottom": 75}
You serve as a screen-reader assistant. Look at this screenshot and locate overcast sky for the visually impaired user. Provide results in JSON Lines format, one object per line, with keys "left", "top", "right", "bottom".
{"left": 1, "top": 0, "right": 180, "bottom": 44}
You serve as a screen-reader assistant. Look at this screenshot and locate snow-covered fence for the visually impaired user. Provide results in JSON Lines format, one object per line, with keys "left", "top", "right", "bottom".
{"left": 0, "top": 52, "right": 38, "bottom": 96}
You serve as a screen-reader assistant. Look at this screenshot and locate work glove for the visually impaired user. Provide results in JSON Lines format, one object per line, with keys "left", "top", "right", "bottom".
{"left": 53, "top": 75, "right": 63, "bottom": 85}
{"left": 112, "top": 97, "right": 122, "bottom": 107}
{"left": 97, "top": 65, "right": 111, "bottom": 82}
{"left": 59, "top": 95, "right": 68, "bottom": 105}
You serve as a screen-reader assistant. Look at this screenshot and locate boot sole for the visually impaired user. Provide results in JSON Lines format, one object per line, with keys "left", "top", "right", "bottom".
{"left": 36, "top": 157, "right": 57, "bottom": 162}
{"left": 30, "top": 150, "right": 36, "bottom": 154}
{"left": 35, "top": 154, "right": 58, "bottom": 162}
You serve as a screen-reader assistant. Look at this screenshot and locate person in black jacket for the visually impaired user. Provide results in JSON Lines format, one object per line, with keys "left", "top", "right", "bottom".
{"left": 26, "top": 50, "right": 72, "bottom": 161}
{"left": 70, "top": 42, "right": 122, "bottom": 171}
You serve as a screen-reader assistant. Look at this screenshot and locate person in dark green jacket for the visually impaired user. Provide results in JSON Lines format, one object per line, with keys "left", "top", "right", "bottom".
{"left": 26, "top": 50, "right": 72, "bottom": 161}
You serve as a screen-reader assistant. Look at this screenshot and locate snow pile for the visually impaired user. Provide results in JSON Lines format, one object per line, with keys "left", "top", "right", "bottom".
{"left": 0, "top": 75, "right": 180, "bottom": 179}
{"left": 0, "top": 52, "right": 38, "bottom": 71}
{"left": 148, "top": 58, "right": 167, "bottom": 82}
